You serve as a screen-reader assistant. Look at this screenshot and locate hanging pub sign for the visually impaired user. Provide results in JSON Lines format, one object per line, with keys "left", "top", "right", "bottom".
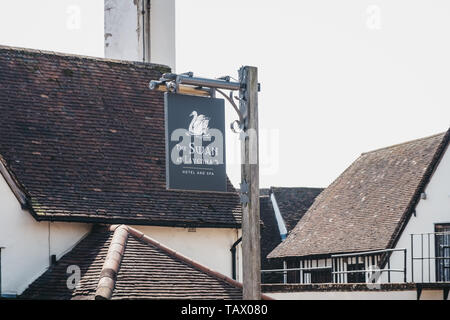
{"left": 164, "top": 93, "right": 227, "bottom": 192}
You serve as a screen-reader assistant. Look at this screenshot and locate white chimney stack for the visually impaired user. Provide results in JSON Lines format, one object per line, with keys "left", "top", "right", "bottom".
{"left": 104, "top": 0, "right": 175, "bottom": 70}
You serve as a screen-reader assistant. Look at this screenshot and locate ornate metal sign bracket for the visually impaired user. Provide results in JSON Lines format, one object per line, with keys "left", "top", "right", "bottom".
{"left": 149, "top": 71, "right": 259, "bottom": 135}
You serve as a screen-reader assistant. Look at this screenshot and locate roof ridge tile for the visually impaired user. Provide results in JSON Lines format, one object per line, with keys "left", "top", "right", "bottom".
{"left": 361, "top": 129, "right": 449, "bottom": 156}
{"left": 95, "top": 225, "right": 128, "bottom": 300}
{"left": 0, "top": 44, "right": 171, "bottom": 72}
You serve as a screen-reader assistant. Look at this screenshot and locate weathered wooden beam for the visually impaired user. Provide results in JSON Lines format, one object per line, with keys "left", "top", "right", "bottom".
{"left": 240, "top": 66, "right": 261, "bottom": 300}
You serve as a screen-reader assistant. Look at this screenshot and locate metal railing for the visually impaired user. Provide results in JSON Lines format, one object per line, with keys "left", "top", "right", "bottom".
{"left": 261, "top": 248, "right": 407, "bottom": 285}
{"left": 331, "top": 248, "right": 407, "bottom": 284}
{"left": 261, "top": 265, "right": 333, "bottom": 284}
{"left": 262, "top": 231, "right": 450, "bottom": 285}
{"left": 411, "top": 231, "right": 450, "bottom": 283}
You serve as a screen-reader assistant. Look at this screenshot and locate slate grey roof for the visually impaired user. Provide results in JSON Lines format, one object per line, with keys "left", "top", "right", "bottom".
{"left": 271, "top": 187, "right": 323, "bottom": 232}
{"left": 260, "top": 188, "right": 323, "bottom": 283}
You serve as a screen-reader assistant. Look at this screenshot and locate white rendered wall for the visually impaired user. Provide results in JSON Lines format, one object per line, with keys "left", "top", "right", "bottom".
{"left": 387, "top": 145, "right": 450, "bottom": 283}
{"left": 104, "top": 0, "right": 176, "bottom": 70}
{"left": 0, "top": 174, "right": 92, "bottom": 296}
{"left": 133, "top": 225, "right": 242, "bottom": 281}
{"left": 104, "top": 0, "right": 140, "bottom": 61}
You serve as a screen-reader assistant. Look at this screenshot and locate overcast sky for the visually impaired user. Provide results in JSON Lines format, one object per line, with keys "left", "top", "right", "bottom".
{"left": 0, "top": 0, "right": 449, "bottom": 188}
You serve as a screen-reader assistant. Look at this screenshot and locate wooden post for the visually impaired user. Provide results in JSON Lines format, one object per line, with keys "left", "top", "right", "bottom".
{"left": 240, "top": 66, "right": 261, "bottom": 300}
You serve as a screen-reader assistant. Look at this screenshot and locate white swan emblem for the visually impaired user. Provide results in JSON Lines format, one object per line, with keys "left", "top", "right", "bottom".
{"left": 187, "top": 111, "right": 210, "bottom": 136}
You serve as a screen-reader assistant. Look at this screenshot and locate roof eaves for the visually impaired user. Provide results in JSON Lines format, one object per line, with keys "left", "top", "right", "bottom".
{"left": 361, "top": 132, "right": 448, "bottom": 156}
{"left": 0, "top": 155, "right": 30, "bottom": 209}
{"left": 0, "top": 45, "right": 171, "bottom": 73}
{"left": 31, "top": 214, "right": 241, "bottom": 229}
{"left": 268, "top": 247, "right": 387, "bottom": 261}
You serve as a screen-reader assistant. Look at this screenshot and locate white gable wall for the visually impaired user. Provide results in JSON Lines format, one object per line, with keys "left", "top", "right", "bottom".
{"left": 104, "top": 0, "right": 140, "bottom": 61}
{"left": 0, "top": 174, "right": 91, "bottom": 296}
{"left": 134, "top": 225, "right": 242, "bottom": 281}
{"left": 387, "top": 144, "right": 450, "bottom": 283}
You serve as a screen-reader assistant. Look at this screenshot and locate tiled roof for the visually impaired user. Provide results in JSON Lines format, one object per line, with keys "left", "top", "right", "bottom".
{"left": 21, "top": 225, "right": 265, "bottom": 300}
{"left": 269, "top": 130, "right": 450, "bottom": 258}
{"left": 270, "top": 187, "right": 323, "bottom": 232}
{"left": 0, "top": 46, "right": 241, "bottom": 228}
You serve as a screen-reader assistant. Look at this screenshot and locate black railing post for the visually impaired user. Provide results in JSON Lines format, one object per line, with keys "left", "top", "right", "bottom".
{"left": 299, "top": 260, "right": 302, "bottom": 284}
{"left": 411, "top": 234, "right": 414, "bottom": 283}
{"left": 337, "top": 258, "right": 340, "bottom": 284}
{"left": 387, "top": 255, "right": 391, "bottom": 283}
{"left": 428, "top": 233, "right": 431, "bottom": 283}
{"left": 403, "top": 249, "right": 407, "bottom": 283}
{"left": 331, "top": 258, "right": 335, "bottom": 283}
{"left": 421, "top": 233, "right": 424, "bottom": 282}
{"left": 302, "top": 260, "right": 305, "bottom": 284}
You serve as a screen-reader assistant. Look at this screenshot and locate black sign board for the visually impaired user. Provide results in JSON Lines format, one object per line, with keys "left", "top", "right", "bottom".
{"left": 165, "top": 93, "right": 227, "bottom": 192}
